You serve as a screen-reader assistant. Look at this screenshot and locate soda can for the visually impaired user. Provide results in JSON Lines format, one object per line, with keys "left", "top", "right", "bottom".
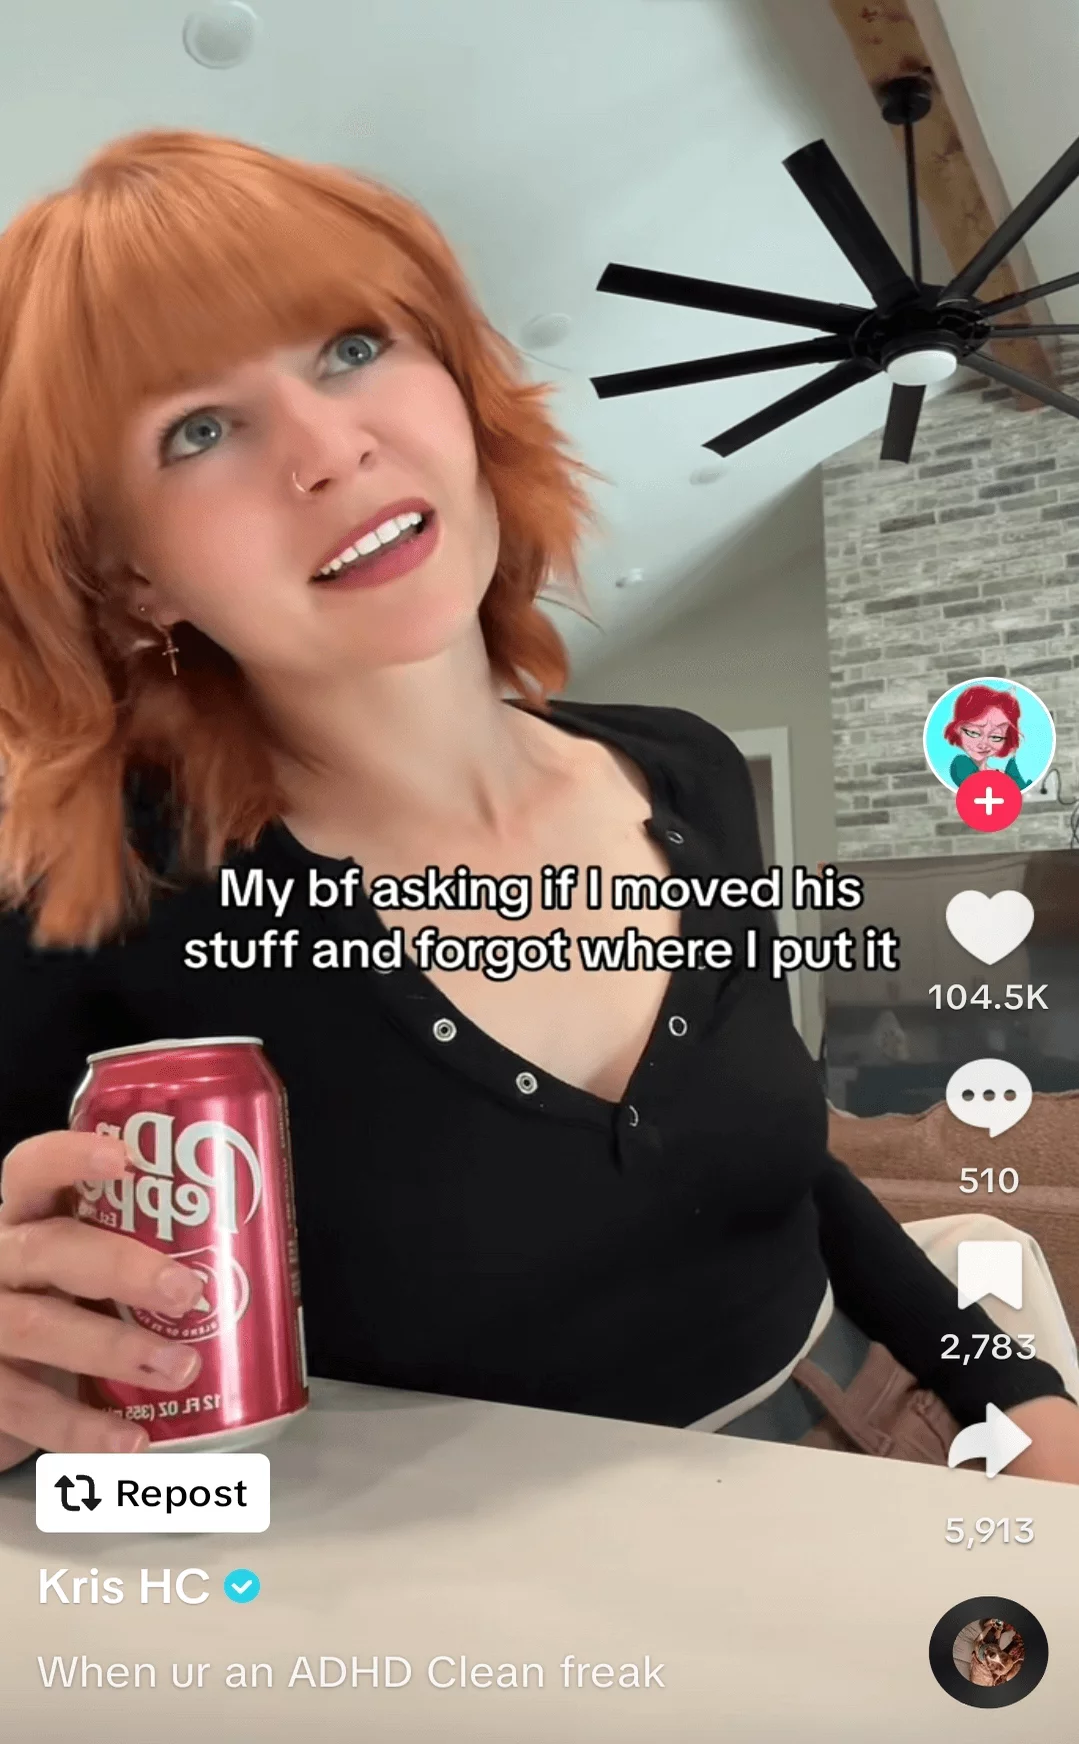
{"left": 69, "top": 1036, "right": 308, "bottom": 1450}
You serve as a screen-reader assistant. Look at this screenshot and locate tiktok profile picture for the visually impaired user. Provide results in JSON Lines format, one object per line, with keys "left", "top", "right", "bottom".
{"left": 928, "top": 1598, "right": 1048, "bottom": 1707}
{"left": 923, "top": 677, "right": 1055, "bottom": 796}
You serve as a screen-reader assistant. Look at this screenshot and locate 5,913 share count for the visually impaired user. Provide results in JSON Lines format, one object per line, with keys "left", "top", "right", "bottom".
{"left": 945, "top": 1518, "right": 1034, "bottom": 1548}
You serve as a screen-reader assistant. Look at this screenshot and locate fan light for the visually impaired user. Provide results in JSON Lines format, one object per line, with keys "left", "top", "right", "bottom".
{"left": 884, "top": 347, "right": 959, "bottom": 387}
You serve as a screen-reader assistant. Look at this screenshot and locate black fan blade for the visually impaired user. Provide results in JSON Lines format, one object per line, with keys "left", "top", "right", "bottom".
{"left": 703, "top": 358, "right": 877, "bottom": 457}
{"left": 979, "top": 267, "right": 1079, "bottom": 316}
{"left": 964, "top": 351, "right": 1079, "bottom": 418}
{"left": 880, "top": 384, "right": 925, "bottom": 463}
{"left": 945, "top": 133, "right": 1079, "bottom": 300}
{"left": 595, "top": 262, "right": 867, "bottom": 334}
{"left": 591, "top": 336, "right": 851, "bottom": 400}
{"left": 987, "top": 323, "right": 1079, "bottom": 338}
{"left": 783, "top": 140, "right": 918, "bottom": 307}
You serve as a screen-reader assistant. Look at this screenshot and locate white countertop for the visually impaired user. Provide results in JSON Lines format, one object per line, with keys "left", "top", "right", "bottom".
{"left": 0, "top": 1376, "right": 1074, "bottom": 1741}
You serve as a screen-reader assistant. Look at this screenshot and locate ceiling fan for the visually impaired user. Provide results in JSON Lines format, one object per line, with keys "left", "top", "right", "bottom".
{"left": 591, "top": 76, "right": 1079, "bottom": 464}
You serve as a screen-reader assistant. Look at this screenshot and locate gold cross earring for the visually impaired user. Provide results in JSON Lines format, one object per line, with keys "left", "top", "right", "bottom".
{"left": 138, "top": 604, "right": 179, "bottom": 677}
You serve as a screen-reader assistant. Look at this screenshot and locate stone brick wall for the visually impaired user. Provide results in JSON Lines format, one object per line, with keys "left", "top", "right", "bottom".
{"left": 822, "top": 344, "right": 1079, "bottom": 859}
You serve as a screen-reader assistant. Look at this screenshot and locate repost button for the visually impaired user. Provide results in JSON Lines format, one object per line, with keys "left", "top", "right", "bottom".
{"left": 36, "top": 1452, "right": 270, "bottom": 1533}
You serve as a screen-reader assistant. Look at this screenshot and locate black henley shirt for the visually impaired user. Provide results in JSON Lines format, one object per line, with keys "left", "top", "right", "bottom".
{"left": 0, "top": 699, "right": 1068, "bottom": 1428}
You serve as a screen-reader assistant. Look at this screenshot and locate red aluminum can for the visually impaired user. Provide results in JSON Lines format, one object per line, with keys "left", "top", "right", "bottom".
{"left": 68, "top": 1036, "right": 308, "bottom": 1450}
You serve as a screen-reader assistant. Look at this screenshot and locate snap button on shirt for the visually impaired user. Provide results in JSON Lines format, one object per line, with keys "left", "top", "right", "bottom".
{"left": 619, "top": 1100, "right": 662, "bottom": 1162}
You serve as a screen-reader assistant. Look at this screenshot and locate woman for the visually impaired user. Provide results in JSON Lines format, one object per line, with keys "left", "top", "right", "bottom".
{"left": 943, "top": 685, "right": 1030, "bottom": 789}
{"left": 0, "top": 130, "right": 1077, "bottom": 1479}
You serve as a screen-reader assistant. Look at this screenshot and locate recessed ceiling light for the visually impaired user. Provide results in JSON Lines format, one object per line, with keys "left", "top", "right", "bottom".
{"left": 182, "top": 2, "right": 260, "bottom": 69}
{"left": 520, "top": 313, "right": 573, "bottom": 350}
{"left": 689, "top": 465, "right": 724, "bottom": 485}
{"left": 614, "top": 568, "right": 646, "bottom": 589}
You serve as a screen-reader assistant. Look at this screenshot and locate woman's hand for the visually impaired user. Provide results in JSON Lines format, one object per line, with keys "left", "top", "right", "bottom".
{"left": 1004, "top": 1396, "right": 1079, "bottom": 1484}
{"left": 0, "top": 1130, "right": 204, "bottom": 1473}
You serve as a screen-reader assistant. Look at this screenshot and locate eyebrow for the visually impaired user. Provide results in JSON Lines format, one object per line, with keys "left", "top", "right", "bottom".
{"left": 142, "top": 340, "right": 332, "bottom": 417}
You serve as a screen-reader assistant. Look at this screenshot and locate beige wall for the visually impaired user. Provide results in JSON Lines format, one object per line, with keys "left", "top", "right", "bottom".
{"left": 562, "top": 538, "right": 837, "bottom": 1054}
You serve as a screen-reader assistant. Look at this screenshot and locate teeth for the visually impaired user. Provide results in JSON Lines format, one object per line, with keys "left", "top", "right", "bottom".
{"left": 314, "top": 511, "right": 425, "bottom": 578}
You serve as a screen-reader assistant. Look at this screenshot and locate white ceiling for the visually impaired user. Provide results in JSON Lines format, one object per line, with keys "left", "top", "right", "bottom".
{"left": 2, "top": 0, "right": 1073, "bottom": 674}
{"left": 936, "top": 0, "right": 1079, "bottom": 325}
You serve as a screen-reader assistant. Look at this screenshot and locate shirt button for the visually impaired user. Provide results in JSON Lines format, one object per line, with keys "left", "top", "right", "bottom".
{"left": 516, "top": 1071, "right": 538, "bottom": 1095}
{"left": 626, "top": 1104, "right": 640, "bottom": 1127}
{"left": 668, "top": 1015, "right": 688, "bottom": 1038}
{"left": 666, "top": 829, "right": 684, "bottom": 845}
{"left": 433, "top": 1018, "right": 457, "bottom": 1042}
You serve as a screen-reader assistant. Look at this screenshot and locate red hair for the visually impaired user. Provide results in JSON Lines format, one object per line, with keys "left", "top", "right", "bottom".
{"left": 943, "top": 685, "right": 1021, "bottom": 755}
{"left": 0, "top": 130, "right": 606, "bottom": 948}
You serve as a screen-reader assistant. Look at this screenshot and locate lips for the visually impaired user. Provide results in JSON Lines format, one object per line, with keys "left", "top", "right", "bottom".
{"left": 311, "top": 497, "right": 435, "bottom": 577}
{"left": 309, "top": 509, "right": 441, "bottom": 594}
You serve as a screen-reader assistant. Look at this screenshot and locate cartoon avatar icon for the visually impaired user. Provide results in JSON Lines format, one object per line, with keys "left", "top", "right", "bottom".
{"left": 942, "top": 684, "right": 1030, "bottom": 790}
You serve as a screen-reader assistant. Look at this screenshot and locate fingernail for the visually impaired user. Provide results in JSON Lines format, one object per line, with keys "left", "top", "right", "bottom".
{"left": 156, "top": 1264, "right": 202, "bottom": 1311}
{"left": 145, "top": 1346, "right": 200, "bottom": 1386}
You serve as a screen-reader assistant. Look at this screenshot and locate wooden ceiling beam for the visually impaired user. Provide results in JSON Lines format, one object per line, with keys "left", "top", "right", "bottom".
{"left": 828, "top": 0, "right": 1058, "bottom": 401}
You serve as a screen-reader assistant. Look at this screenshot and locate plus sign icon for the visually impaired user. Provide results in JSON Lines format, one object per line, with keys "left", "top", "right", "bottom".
{"left": 955, "top": 770, "right": 1023, "bottom": 833}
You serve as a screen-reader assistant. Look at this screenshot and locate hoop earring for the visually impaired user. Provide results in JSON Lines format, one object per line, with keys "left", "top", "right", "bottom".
{"left": 138, "top": 604, "right": 179, "bottom": 678}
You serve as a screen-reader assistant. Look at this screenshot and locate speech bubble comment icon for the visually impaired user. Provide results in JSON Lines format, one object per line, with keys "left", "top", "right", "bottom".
{"left": 946, "top": 1059, "right": 1032, "bottom": 1139}
{"left": 945, "top": 891, "right": 1034, "bottom": 964}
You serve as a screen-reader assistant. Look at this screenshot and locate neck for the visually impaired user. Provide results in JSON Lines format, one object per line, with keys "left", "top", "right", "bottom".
{"left": 253, "top": 633, "right": 569, "bottom": 854}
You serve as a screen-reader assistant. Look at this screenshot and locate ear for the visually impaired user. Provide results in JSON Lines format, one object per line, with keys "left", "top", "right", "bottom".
{"left": 117, "top": 567, "right": 180, "bottom": 630}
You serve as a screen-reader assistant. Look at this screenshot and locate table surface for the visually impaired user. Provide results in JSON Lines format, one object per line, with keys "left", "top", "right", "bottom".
{"left": 1, "top": 1377, "right": 1075, "bottom": 1742}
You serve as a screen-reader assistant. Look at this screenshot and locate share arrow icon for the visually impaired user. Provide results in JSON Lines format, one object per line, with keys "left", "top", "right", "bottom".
{"left": 947, "top": 1404, "right": 1033, "bottom": 1479}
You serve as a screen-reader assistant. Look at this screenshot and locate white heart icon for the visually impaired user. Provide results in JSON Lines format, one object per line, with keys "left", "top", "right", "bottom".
{"left": 945, "top": 891, "right": 1034, "bottom": 965}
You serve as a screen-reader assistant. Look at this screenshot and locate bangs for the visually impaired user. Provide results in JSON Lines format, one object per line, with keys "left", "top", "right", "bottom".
{"left": 1, "top": 143, "right": 437, "bottom": 521}
{"left": 0, "top": 127, "right": 604, "bottom": 947}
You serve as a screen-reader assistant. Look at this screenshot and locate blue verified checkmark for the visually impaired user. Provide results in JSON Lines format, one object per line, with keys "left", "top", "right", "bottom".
{"left": 223, "top": 1568, "right": 261, "bottom": 1604}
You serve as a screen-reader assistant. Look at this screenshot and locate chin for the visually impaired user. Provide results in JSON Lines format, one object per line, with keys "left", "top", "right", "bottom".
{"left": 351, "top": 609, "right": 479, "bottom": 670}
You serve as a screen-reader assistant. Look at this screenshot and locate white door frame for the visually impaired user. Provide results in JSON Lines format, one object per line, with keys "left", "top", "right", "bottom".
{"left": 725, "top": 726, "right": 804, "bottom": 1039}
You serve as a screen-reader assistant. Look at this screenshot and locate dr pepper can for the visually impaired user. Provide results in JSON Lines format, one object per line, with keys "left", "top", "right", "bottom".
{"left": 69, "top": 1036, "right": 308, "bottom": 1449}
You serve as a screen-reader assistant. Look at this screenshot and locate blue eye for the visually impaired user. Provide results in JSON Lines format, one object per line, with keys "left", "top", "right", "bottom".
{"left": 155, "top": 329, "right": 390, "bottom": 464}
{"left": 158, "top": 410, "right": 228, "bottom": 462}
{"left": 324, "top": 331, "right": 386, "bottom": 374}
